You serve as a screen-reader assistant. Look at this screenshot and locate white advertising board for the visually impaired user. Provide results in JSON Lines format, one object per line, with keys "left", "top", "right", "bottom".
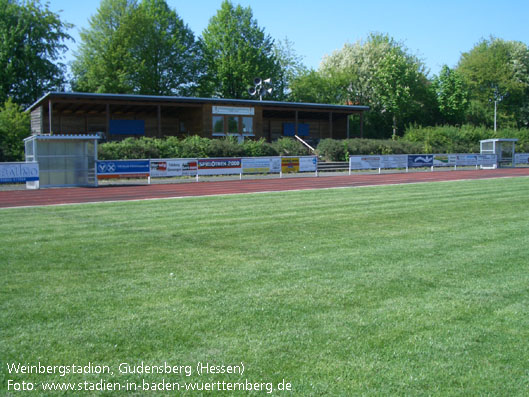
{"left": 454, "top": 154, "right": 478, "bottom": 166}
{"left": 197, "top": 158, "right": 242, "bottom": 175}
{"left": 150, "top": 159, "right": 198, "bottom": 177}
{"left": 349, "top": 156, "right": 381, "bottom": 170}
{"left": 212, "top": 106, "right": 254, "bottom": 115}
{"left": 299, "top": 156, "right": 318, "bottom": 172}
{"left": 380, "top": 155, "right": 408, "bottom": 169}
{"left": 0, "top": 162, "right": 39, "bottom": 183}
{"left": 515, "top": 153, "right": 529, "bottom": 164}
{"left": 477, "top": 154, "right": 497, "bottom": 166}
{"left": 242, "top": 157, "right": 273, "bottom": 173}
{"left": 270, "top": 157, "right": 281, "bottom": 173}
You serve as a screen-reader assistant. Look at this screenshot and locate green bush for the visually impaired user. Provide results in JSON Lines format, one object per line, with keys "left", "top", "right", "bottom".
{"left": 316, "top": 138, "right": 424, "bottom": 161}
{"left": 316, "top": 139, "right": 347, "bottom": 161}
{"left": 98, "top": 137, "right": 160, "bottom": 160}
{"left": 270, "top": 137, "right": 309, "bottom": 156}
{"left": 242, "top": 138, "right": 278, "bottom": 157}
{"left": 179, "top": 135, "right": 211, "bottom": 158}
{"left": 207, "top": 136, "right": 245, "bottom": 157}
{"left": 98, "top": 136, "right": 282, "bottom": 160}
{"left": 403, "top": 124, "right": 529, "bottom": 153}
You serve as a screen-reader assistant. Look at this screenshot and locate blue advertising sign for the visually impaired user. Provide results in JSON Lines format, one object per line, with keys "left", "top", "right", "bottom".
{"left": 96, "top": 160, "right": 150, "bottom": 177}
{"left": 0, "top": 162, "right": 39, "bottom": 183}
{"left": 109, "top": 120, "right": 145, "bottom": 135}
{"left": 408, "top": 155, "right": 433, "bottom": 168}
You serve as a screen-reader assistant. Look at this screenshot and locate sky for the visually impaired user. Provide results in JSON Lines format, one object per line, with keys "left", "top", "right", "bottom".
{"left": 48, "top": 0, "right": 529, "bottom": 78}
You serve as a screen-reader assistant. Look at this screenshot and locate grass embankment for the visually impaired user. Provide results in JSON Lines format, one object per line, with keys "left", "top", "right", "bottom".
{"left": 2, "top": 178, "right": 529, "bottom": 395}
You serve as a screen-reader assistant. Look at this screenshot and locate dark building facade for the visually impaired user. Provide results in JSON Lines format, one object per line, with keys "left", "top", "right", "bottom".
{"left": 27, "top": 92, "right": 369, "bottom": 142}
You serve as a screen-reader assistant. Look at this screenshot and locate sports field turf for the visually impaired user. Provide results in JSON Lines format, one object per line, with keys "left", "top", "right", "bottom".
{"left": 2, "top": 177, "right": 529, "bottom": 395}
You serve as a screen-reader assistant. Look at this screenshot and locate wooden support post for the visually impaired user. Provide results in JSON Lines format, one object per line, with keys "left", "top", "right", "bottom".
{"left": 329, "top": 112, "right": 333, "bottom": 139}
{"left": 346, "top": 115, "right": 350, "bottom": 139}
{"left": 360, "top": 112, "right": 364, "bottom": 138}
{"left": 295, "top": 110, "right": 298, "bottom": 136}
{"left": 48, "top": 100, "right": 53, "bottom": 134}
{"left": 106, "top": 104, "right": 110, "bottom": 138}
{"left": 157, "top": 105, "right": 162, "bottom": 137}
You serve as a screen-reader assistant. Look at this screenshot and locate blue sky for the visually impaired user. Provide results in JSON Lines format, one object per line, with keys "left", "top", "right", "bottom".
{"left": 49, "top": 0, "right": 529, "bottom": 78}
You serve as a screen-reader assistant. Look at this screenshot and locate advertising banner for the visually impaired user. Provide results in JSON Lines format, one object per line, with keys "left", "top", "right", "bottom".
{"left": 433, "top": 154, "right": 455, "bottom": 167}
{"left": 408, "top": 155, "right": 433, "bottom": 168}
{"left": 349, "top": 156, "right": 381, "bottom": 170}
{"left": 380, "top": 155, "right": 408, "bottom": 169}
{"left": 270, "top": 157, "right": 281, "bottom": 173}
{"left": 477, "top": 154, "right": 497, "bottom": 166}
{"left": 198, "top": 158, "right": 242, "bottom": 175}
{"left": 281, "top": 157, "right": 299, "bottom": 173}
{"left": 454, "top": 154, "right": 478, "bottom": 166}
{"left": 242, "top": 157, "right": 272, "bottom": 174}
{"left": 515, "top": 153, "right": 529, "bottom": 164}
{"left": 96, "top": 160, "right": 150, "bottom": 179}
{"left": 0, "top": 162, "right": 39, "bottom": 183}
{"left": 150, "top": 159, "right": 197, "bottom": 178}
{"left": 299, "top": 156, "right": 318, "bottom": 172}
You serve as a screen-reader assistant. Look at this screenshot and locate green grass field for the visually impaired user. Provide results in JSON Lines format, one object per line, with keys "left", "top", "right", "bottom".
{"left": 2, "top": 177, "right": 529, "bottom": 396}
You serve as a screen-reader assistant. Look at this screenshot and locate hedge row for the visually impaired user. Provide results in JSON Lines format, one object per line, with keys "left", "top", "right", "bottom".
{"left": 316, "top": 139, "right": 424, "bottom": 161}
{"left": 402, "top": 125, "right": 529, "bottom": 154}
{"left": 98, "top": 127, "right": 529, "bottom": 162}
{"left": 98, "top": 136, "right": 309, "bottom": 160}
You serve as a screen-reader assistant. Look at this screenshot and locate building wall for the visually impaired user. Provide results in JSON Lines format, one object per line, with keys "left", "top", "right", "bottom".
{"left": 34, "top": 99, "right": 355, "bottom": 141}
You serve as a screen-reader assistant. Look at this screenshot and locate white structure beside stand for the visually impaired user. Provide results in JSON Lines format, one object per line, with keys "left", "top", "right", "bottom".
{"left": 480, "top": 138, "right": 517, "bottom": 169}
{"left": 24, "top": 134, "right": 99, "bottom": 188}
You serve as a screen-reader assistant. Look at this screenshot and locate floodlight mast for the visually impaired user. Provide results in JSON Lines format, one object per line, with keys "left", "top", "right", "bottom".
{"left": 249, "top": 78, "right": 272, "bottom": 101}
{"left": 490, "top": 85, "right": 507, "bottom": 132}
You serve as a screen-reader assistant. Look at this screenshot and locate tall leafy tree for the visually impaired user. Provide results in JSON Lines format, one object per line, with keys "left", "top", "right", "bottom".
{"left": 0, "top": 0, "right": 72, "bottom": 106}
{"left": 197, "top": 0, "right": 281, "bottom": 99}
{"left": 457, "top": 37, "right": 529, "bottom": 127}
{"left": 71, "top": 0, "right": 137, "bottom": 93}
{"left": 305, "top": 33, "right": 433, "bottom": 138}
{"left": 0, "top": 98, "right": 30, "bottom": 161}
{"left": 432, "top": 65, "right": 469, "bottom": 125}
{"left": 71, "top": 0, "right": 196, "bottom": 95}
{"left": 127, "top": 0, "right": 197, "bottom": 95}
{"left": 273, "top": 37, "right": 306, "bottom": 101}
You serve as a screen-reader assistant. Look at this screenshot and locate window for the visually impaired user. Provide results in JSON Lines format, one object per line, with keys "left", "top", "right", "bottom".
{"left": 242, "top": 117, "right": 253, "bottom": 134}
{"left": 212, "top": 116, "right": 224, "bottom": 134}
{"left": 227, "top": 116, "right": 239, "bottom": 133}
{"left": 212, "top": 115, "right": 254, "bottom": 136}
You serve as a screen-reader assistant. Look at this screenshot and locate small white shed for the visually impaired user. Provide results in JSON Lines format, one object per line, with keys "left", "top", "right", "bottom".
{"left": 24, "top": 134, "right": 99, "bottom": 188}
{"left": 480, "top": 138, "right": 517, "bottom": 168}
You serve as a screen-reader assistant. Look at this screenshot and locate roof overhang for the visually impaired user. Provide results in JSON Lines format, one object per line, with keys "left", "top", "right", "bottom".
{"left": 26, "top": 92, "right": 370, "bottom": 114}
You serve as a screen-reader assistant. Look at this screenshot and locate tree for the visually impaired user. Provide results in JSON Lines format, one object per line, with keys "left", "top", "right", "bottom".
{"left": 432, "top": 65, "right": 469, "bottom": 125}
{"left": 0, "top": 98, "right": 30, "bottom": 161}
{"left": 126, "top": 0, "right": 197, "bottom": 95}
{"left": 71, "top": 0, "right": 137, "bottom": 93}
{"left": 71, "top": 0, "right": 196, "bottom": 95}
{"left": 0, "top": 0, "right": 72, "bottom": 106}
{"left": 197, "top": 0, "right": 281, "bottom": 99}
{"left": 457, "top": 37, "right": 529, "bottom": 127}
{"left": 289, "top": 69, "right": 346, "bottom": 104}
{"left": 273, "top": 37, "right": 306, "bottom": 100}
{"left": 310, "top": 33, "right": 433, "bottom": 138}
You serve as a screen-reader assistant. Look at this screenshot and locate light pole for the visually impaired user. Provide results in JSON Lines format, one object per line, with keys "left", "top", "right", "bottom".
{"left": 490, "top": 86, "right": 506, "bottom": 132}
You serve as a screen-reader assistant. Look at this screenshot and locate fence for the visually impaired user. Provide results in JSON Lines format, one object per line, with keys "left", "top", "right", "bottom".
{"left": 348, "top": 154, "right": 506, "bottom": 174}
{"left": 96, "top": 156, "right": 319, "bottom": 183}
{"left": 5, "top": 153, "right": 528, "bottom": 190}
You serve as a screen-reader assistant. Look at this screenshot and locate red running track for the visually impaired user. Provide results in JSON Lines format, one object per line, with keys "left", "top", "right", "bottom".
{"left": 1, "top": 168, "right": 529, "bottom": 209}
